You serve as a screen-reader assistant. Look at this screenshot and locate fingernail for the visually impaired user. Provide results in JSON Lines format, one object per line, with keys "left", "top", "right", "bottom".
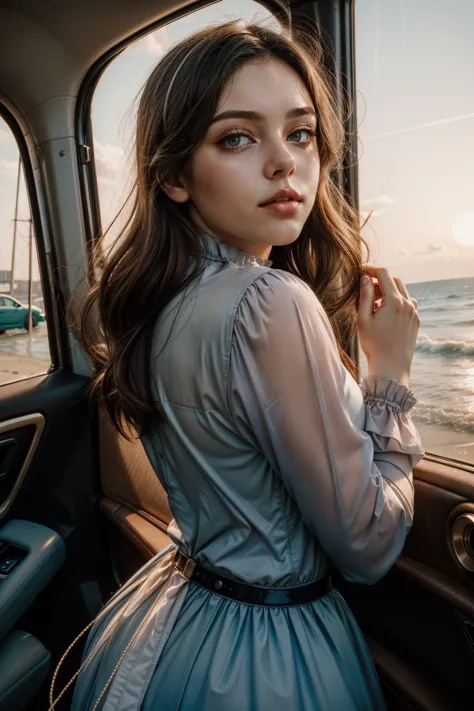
{"left": 361, "top": 276, "right": 369, "bottom": 286}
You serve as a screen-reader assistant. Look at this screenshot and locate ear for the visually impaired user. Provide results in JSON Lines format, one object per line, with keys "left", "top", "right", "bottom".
{"left": 161, "top": 178, "right": 190, "bottom": 204}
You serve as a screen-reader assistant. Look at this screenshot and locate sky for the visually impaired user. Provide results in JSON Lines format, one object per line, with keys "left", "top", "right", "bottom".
{"left": 1, "top": 0, "right": 474, "bottom": 284}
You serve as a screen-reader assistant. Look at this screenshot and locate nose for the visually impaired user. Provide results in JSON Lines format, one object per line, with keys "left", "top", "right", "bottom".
{"left": 263, "top": 141, "right": 296, "bottom": 180}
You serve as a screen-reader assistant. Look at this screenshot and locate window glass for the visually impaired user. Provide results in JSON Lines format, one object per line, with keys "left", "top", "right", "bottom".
{"left": 0, "top": 117, "right": 51, "bottom": 384}
{"left": 92, "top": 0, "right": 280, "bottom": 250}
{"left": 356, "top": 0, "right": 474, "bottom": 462}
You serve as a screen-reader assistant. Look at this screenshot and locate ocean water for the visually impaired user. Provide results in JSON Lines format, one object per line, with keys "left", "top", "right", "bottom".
{"left": 361, "top": 276, "right": 474, "bottom": 462}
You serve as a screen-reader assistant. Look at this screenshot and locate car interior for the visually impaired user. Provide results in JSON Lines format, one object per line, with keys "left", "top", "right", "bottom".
{"left": 0, "top": 0, "right": 473, "bottom": 710}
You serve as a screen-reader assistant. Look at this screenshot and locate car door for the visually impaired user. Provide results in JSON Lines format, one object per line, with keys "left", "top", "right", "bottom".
{"left": 2, "top": 297, "right": 23, "bottom": 329}
{"left": 0, "top": 298, "right": 9, "bottom": 330}
{"left": 0, "top": 297, "right": 17, "bottom": 330}
{"left": 0, "top": 44, "right": 116, "bottom": 711}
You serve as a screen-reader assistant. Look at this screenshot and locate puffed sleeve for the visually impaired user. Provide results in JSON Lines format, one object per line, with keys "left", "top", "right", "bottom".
{"left": 228, "top": 270, "right": 425, "bottom": 584}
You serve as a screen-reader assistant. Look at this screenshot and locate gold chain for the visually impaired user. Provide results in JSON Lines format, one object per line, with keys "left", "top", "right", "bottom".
{"left": 48, "top": 618, "right": 96, "bottom": 710}
{"left": 48, "top": 594, "right": 158, "bottom": 710}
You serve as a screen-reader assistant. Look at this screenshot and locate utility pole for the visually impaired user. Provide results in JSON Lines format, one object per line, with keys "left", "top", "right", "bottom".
{"left": 10, "top": 156, "right": 21, "bottom": 296}
{"left": 28, "top": 218, "right": 33, "bottom": 335}
{"left": 11, "top": 216, "right": 34, "bottom": 335}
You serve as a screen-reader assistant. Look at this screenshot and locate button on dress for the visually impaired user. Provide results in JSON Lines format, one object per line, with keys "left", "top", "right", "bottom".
{"left": 71, "top": 234, "right": 424, "bottom": 711}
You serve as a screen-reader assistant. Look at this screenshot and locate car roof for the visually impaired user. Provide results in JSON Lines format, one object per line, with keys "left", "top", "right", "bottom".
{"left": 0, "top": 1, "right": 289, "bottom": 117}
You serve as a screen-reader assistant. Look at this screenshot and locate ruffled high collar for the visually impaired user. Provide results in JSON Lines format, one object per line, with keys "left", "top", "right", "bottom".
{"left": 201, "top": 233, "right": 273, "bottom": 268}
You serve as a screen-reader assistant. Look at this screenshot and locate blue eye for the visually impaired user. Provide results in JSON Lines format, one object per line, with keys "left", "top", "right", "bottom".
{"left": 288, "top": 128, "right": 314, "bottom": 143}
{"left": 222, "top": 133, "right": 252, "bottom": 149}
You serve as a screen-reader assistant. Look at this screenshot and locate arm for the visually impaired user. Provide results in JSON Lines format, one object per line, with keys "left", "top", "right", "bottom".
{"left": 228, "top": 271, "right": 424, "bottom": 584}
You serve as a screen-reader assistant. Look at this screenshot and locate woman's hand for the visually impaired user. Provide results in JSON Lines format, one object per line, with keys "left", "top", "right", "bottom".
{"left": 357, "top": 266, "right": 420, "bottom": 387}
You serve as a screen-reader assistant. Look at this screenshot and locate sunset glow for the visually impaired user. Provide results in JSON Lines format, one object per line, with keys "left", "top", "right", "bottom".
{"left": 453, "top": 212, "right": 474, "bottom": 246}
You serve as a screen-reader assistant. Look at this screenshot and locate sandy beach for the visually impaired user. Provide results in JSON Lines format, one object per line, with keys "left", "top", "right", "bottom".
{"left": 413, "top": 420, "right": 474, "bottom": 462}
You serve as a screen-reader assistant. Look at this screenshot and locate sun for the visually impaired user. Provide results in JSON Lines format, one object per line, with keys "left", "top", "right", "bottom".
{"left": 453, "top": 212, "right": 474, "bottom": 246}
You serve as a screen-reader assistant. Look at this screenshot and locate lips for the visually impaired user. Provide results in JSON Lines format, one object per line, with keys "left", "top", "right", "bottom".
{"left": 259, "top": 188, "right": 302, "bottom": 207}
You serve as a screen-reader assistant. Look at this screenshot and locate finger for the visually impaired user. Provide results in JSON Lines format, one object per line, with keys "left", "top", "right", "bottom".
{"left": 362, "top": 266, "right": 399, "bottom": 298}
{"left": 411, "top": 297, "right": 418, "bottom": 310}
{"left": 362, "top": 277, "right": 382, "bottom": 301}
{"left": 393, "top": 277, "right": 410, "bottom": 300}
{"left": 358, "top": 275, "right": 375, "bottom": 321}
{"left": 373, "top": 282, "right": 383, "bottom": 301}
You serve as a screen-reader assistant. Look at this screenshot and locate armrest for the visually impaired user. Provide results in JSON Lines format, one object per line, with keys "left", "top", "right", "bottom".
{"left": 0, "top": 629, "right": 50, "bottom": 711}
{"left": 0, "top": 520, "right": 65, "bottom": 640}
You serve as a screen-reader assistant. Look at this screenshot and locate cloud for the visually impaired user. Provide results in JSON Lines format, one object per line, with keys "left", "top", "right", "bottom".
{"left": 405, "top": 243, "right": 459, "bottom": 261}
{"left": 94, "top": 142, "right": 125, "bottom": 187}
{"left": 132, "top": 28, "right": 169, "bottom": 57}
{"left": 361, "top": 194, "right": 397, "bottom": 219}
{"left": 426, "top": 242, "right": 444, "bottom": 253}
{"left": 362, "top": 195, "right": 397, "bottom": 207}
{"left": 399, "top": 243, "right": 461, "bottom": 261}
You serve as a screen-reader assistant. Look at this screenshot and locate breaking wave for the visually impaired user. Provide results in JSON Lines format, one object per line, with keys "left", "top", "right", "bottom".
{"left": 416, "top": 335, "right": 474, "bottom": 357}
{"left": 413, "top": 401, "right": 474, "bottom": 435}
{"left": 418, "top": 305, "right": 449, "bottom": 313}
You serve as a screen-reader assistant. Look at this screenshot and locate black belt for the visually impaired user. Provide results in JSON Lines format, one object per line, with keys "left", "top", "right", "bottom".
{"left": 173, "top": 549, "right": 332, "bottom": 606}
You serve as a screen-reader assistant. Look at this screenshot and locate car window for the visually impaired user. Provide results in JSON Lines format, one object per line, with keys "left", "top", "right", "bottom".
{"left": 0, "top": 117, "right": 51, "bottom": 384}
{"left": 0, "top": 298, "right": 5, "bottom": 307}
{"left": 356, "top": 0, "right": 474, "bottom": 464}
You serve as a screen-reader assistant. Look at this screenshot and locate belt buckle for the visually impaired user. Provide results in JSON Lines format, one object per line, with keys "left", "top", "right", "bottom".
{"left": 173, "top": 549, "right": 197, "bottom": 581}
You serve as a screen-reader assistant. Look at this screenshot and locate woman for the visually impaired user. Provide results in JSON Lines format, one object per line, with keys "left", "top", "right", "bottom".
{"left": 68, "top": 20, "right": 424, "bottom": 711}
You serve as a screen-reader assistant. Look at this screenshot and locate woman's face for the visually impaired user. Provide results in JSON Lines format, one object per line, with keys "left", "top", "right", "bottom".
{"left": 170, "top": 58, "right": 320, "bottom": 260}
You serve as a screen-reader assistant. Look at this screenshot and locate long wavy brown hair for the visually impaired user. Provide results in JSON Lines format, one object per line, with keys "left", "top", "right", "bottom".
{"left": 77, "top": 20, "right": 368, "bottom": 439}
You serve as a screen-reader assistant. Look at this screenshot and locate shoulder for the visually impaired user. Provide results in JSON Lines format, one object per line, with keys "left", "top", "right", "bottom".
{"left": 235, "top": 268, "right": 329, "bottom": 330}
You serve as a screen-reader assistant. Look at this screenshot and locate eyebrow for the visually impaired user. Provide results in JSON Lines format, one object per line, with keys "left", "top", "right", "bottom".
{"left": 211, "top": 106, "right": 316, "bottom": 124}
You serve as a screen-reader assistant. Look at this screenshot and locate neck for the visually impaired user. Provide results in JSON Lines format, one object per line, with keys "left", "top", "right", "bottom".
{"left": 191, "top": 211, "right": 273, "bottom": 262}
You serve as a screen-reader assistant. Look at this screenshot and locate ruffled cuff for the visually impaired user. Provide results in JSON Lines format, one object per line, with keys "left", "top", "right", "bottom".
{"left": 360, "top": 375, "right": 417, "bottom": 413}
{"left": 360, "top": 376, "right": 425, "bottom": 460}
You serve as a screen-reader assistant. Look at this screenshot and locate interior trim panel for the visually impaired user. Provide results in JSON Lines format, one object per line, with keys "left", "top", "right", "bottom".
{"left": 365, "top": 635, "right": 452, "bottom": 711}
{"left": 101, "top": 498, "right": 171, "bottom": 559}
{"left": 0, "top": 414, "right": 45, "bottom": 520}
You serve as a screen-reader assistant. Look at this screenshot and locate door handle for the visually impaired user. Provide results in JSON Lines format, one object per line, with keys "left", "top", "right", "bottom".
{"left": 0, "top": 439, "right": 17, "bottom": 481}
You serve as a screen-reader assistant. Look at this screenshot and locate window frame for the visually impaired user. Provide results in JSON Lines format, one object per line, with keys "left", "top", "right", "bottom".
{"left": 290, "top": 0, "right": 359, "bottom": 370}
{"left": 0, "top": 104, "right": 61, "bottom": 373}
{"left": 76, "top": 0, "right": 474, "bottom": 466}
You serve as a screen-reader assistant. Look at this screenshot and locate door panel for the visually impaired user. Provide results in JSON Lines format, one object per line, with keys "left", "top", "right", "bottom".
{"left": 337, "top": 459, "right": 474, "bottom": 711}
{"left": 0, "top": 414, "right": 45, "bottom": 519}
{"left": 0, "top": 371, "right": 115, "bottom": 711}
{"left": 99, "top": 411, "right": 172, "bottom": 584}
{"left": 364, "top": 634, "right": 452, "bottom": 711}
{"left": 99, "top": 409, "right": 172, "bottom": 527}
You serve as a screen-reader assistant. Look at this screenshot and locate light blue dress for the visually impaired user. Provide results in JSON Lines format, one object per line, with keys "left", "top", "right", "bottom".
{"left": 71, "top": 234, "right": 424, "bottom": 711}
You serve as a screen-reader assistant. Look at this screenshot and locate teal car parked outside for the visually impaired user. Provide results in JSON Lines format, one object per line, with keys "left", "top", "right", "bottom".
{"left": 0, "top": 294, "right": 46, "bottom": 333}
